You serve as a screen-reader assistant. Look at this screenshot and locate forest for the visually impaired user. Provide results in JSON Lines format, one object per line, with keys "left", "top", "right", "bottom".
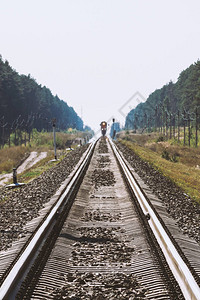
{"left": 125, "top": 60, "right": 200, "bottom": 145}
{"left": 0, "top": 55, "right": 83, "bottom": 146}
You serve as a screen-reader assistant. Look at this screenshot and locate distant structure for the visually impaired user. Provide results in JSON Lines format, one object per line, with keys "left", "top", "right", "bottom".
{"left": 110, "top": 121, "right": 120, "bottom": 139}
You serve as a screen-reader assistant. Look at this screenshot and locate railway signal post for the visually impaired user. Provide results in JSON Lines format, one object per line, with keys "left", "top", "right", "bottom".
{"left": 52, "top": 118, "right": 58, "bottom": 161}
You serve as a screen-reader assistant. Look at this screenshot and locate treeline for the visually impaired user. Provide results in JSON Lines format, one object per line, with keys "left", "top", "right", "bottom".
{"left": 125, "top": 60, "right": 200, "bottom": 146}
{"left": 0, "top": 55, "right": 83, "bottom": 146}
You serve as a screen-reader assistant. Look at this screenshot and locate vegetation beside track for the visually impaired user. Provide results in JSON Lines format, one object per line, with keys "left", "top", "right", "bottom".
{"left": 17, "top": 155, "right": 62, "bottom": 183}
{"left": 118, "top": 131, "right": 200, "bottom": 204}
{"left": 0, "top": 130, "right": 92, "bottom": 182}
{"left": 0, "top": 146, "right": 28, "bottom": 173}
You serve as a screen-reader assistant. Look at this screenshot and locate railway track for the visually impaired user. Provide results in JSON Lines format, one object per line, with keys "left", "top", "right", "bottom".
{"left": 0, "top": 137, "right": 200, "bottom": 299}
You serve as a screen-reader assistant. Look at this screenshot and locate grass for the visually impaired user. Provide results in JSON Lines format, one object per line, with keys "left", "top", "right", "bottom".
{"left": 0, "top": 146, "right": 28, "bottom": 173}
{"left": 5, "top": 150, "right": 67, "bottom": 185}
{"left": 118, "top": 132, "right": 200, "bottom": 204}
{"left": 0, "top": 130, "right": 91, "bottom": 175}
{"left": 30, "top": 130, "right": 82, "bottom": 149}
{"left": 17, "top": 154, "right": 60, "bottom": 183}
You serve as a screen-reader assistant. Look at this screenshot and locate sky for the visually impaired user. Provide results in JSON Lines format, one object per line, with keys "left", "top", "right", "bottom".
{"left": 0, "top": 0, "right": 200, "bottom": 133}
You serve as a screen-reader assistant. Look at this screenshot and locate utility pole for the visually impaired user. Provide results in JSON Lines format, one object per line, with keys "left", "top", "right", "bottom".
{"left": 177, "top": 110, "right": 180, "bottom": 143}
{"left": 155, "top": 106, "right": 158, "bottom": 132}
{"left": 183, "top": 109, "right": 187, "bottom": 145}
{"left": 195, "top": 107, "right": 198, "bottom": 147}
{"left": 188, "top": 112, "right": 191, "bottom": 147}
{"left": 165, "top": 111, "right": 168, "bottom": 138}
{"left": 169, "top": 113, "right": 172, "bottom": 139}
{"left": 162, "top": 107, "right": 165, "bottom": 136}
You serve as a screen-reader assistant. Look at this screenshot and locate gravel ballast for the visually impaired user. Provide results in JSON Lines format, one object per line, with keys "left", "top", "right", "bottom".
{"left": 116, "top": 141, "right": 200, "bottom": 245}
{"left": 0, "top": 145, "right": 89, "bottom": 251}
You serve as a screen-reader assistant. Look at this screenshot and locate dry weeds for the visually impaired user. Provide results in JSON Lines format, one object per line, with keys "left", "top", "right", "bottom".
{"left": 118, "top": 132, "right": 200, "bottom": 203}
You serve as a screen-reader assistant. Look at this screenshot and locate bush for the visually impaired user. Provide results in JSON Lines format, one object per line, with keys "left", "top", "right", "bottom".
{"left": 156, "top": 136, "right": 165, "bottom": 142}
{"left": 124, "top": 136, "right": 132, "bottom": 141}
{"left": 161, "top": 150, "right": 179, "bottom": 163}
{"left": 171, "top": 153, "right": 179, "bottom": 163}
{"left": 162, "top": 150, "right": 171, "bottom": 161}
{"left": 0, "top": 146, "right": 28, "bottom": 173}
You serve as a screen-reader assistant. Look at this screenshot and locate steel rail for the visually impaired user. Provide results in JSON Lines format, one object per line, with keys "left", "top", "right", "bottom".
{"left": 0, "top": 141, "right": 96, "bottom": 300}
{"left": 110, "top": 139, "right": 200, "bottom": 300}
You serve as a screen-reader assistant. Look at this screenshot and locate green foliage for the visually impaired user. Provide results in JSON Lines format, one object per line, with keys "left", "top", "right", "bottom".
{"left": 0, "top": 146, "right": 28, "bottom": 173}
{"left": 34, "top": 131, "right": 52, "bottom": 147}
{"left": 0, "top": 56, "right": 83, "bottom": 136}
{"left": 171, "top": 153, "right": 179, "bottom": 163}
{"left": 55, "top": 135, "right": 68, "bottom": 149}
{"left": 125, "top": 60, "right": 200, "bottom": 131}
{"left": 156, "top": 136, "right": 165, "bottom": 142}
{"left": 162, "top": 150, "right": 179, "bottom": 163}
{"left": 120, "top": 139, "right": 200, "bottom": 203}
{"left": 162, "top": 150, "right": 171, "bottom": 161}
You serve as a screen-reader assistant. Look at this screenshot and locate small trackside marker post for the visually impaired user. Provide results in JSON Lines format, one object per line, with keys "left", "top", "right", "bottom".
{"left": 13, "top": 168, "right": 17, "bottom": 184}
{"left": 6, "top": 168, "right": 25, "bottom": 188}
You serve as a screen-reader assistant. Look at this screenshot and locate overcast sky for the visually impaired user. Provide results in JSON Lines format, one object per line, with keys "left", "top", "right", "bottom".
{"left": 0, "top": 0, "right": 200, "bottom": 132}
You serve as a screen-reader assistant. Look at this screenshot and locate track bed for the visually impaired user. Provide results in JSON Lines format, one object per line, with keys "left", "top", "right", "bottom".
{"left": 1, "top": 138, "right": 199, "bottom": 299}
{"left": 30, "top": 138, "right": 181, "bottom": 299}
